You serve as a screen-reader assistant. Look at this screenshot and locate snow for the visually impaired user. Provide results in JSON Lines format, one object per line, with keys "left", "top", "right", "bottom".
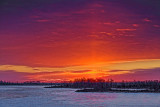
{"left": 0, "top": 86, "right": 160, "bottom": 107}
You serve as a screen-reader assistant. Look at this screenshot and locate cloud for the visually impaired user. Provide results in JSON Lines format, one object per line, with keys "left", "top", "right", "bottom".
{"left": 31, "top": 71, "right": 66, "bottom": 75}
{"left": 1, "top": 59, "right": 160, "bottom": 81}
{"left": 0, "top": 70, "right": 30, "bottom": 82}
{"left": 104, "top": 68, "right": 160, "bottom": 81}
{"left": 1, "top": 59, "right": 160, "bottom": 73}
{"left": 108, "top": 70, "right": 128, "bottom": 73}
{"left": 132, "top": 24, "right": 139, "bottom": 27}
{"left": 153, "top": 25, "right": 160, "bottom": 28}
{"left": 107, "top": 59, "right": 160, "bottom": 71}
{"left": 144, "top": 18, "right": 151, "bottom": 22}
{"left": 0, "top": 70, "right": 71, "bottom": 82}
{"left": 116, "top": 29, "right": 136, "bottom": 31}
{"left": 70, "top": 70, "right": 91, "bottom": 73}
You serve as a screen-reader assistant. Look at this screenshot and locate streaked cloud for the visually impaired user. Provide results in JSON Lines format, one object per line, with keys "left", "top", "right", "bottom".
{"left": 144, "top": 18, "right": 151, "bottom": 22}
{"left": 105, "top": 68, "right": 160, "bottom": 81}
{"left": 70, "top": 70, "right": 91, "bottom": 73}
{"left": 1, "top": 59, "right": 160, "bottom": 82}
{"left": 1, "top": 59, "right": 160, "bottom": 73}
{"left": 116, "top": 29, "right": 136, "bottom": 31}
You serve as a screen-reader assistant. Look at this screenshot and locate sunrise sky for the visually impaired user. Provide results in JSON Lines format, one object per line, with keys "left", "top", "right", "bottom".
{"left": 0, "top": 0, "right": 160, "bottom": 82}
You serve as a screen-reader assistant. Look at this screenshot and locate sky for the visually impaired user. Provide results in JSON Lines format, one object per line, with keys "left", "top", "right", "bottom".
{"left": 0, "top": 0, "right": 160, "bottom": 82}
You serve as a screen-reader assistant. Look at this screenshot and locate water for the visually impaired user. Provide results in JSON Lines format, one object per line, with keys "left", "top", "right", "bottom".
{"left": 0, "top": 86, "right": 160, "bottom": 107}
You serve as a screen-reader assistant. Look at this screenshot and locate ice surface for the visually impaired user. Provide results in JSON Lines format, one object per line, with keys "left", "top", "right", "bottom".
{"left": 0, "top": 86, "right": 160, "bottom": 107}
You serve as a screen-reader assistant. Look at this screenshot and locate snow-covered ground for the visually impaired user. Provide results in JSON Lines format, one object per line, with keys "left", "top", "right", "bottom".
{"left": 0, "top": 86, "right": 160, "bottom": 107}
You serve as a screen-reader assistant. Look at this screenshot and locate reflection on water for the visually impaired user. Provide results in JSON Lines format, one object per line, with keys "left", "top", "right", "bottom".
{"left": 0, "top": 86, "right": 160, "bottom": 107}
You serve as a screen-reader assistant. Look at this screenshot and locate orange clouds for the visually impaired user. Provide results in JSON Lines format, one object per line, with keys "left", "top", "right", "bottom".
{"left": 1, "top": 59, "right": 160, "bottom": 82}
{"left": 116, "top": 29, "right": 136, "bottom": 31}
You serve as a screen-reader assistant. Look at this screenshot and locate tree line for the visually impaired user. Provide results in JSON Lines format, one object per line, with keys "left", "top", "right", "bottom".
{"left": 0, "top": 80, "right": 54, "bottom": 85}
{"left": 1, "top": 78, "right": 160, "bottom": 92}
{"left": 60, "top": 78, "right": 160, "bottom": 92}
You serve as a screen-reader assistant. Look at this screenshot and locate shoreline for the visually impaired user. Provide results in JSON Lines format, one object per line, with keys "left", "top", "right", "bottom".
{"left": 44, "top": 86, "right": 160, "bottom": 93}
{"left": 75, "top": 88, "right": 160, "bottom": 93}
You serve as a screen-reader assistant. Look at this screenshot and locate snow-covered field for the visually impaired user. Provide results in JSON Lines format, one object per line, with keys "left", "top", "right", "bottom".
{"left": 0, "top": 86, "right": 160, "bottom": 107}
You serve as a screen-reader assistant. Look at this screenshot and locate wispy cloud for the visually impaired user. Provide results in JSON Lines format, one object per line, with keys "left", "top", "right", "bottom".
{"left": 1, "top": 59, "right": 160, "bottom": 73}
{"left": 116, "top": 29, "right": 136, "bottom": 31}
{"left": 144, "top": 18, "right": 151, "bottom": 22}
{"left": 70, "top": 70, "right": 91, "bottom": 73}
{"left": 0, "top": 59, "right": 160, "bottom": 78}
{"left": 0, "top": 59, "right": 160, "bottom": 81}
{"left": 105, "top": 68, "right": 160, "bottom": 81}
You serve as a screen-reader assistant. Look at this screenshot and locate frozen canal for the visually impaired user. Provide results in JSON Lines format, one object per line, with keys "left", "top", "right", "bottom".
{"left": 0, "top": 86, "right": 160, "bottom": 107}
